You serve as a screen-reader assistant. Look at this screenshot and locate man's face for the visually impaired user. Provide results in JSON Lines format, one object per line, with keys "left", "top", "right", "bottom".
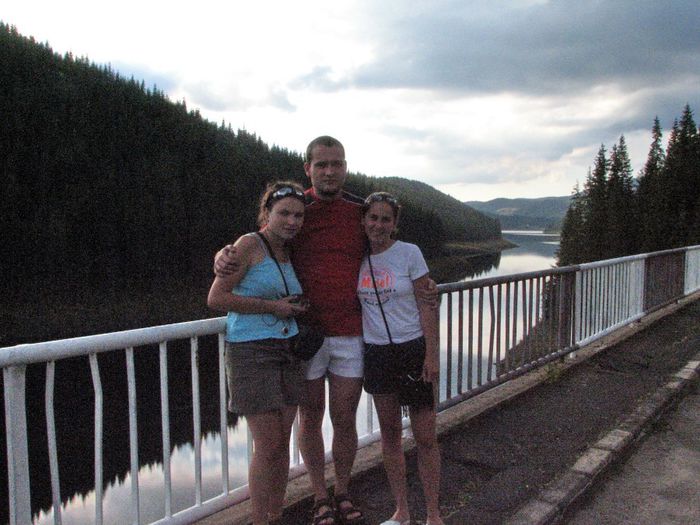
{"left": 304, "top": 145, "right": 347, "bottom": 200}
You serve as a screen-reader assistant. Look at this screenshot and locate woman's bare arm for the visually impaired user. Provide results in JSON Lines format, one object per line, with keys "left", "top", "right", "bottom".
{"left": 414, "top": 274, "right": 439, "bottom": 383}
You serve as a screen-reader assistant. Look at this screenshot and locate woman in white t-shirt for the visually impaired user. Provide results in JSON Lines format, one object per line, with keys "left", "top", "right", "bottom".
{"left": 357, "top": 192, "right": 444, "bottom": 525}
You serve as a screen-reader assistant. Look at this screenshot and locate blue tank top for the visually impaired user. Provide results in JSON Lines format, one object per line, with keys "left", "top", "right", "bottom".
{"left": 225, "top": 241, "right": 303, "bottom": 343}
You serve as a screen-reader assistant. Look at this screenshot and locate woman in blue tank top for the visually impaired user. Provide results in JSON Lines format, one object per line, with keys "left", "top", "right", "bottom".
{"left": 207, "top": 180, "right": 308, "bottom": 525}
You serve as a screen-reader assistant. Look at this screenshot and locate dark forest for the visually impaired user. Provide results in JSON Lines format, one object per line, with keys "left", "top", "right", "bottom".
{"left": 557, "top": 106, "right": 700, "bottom": 266}
{"left": 0, "top": 23, "right": 500, "bottom": 344}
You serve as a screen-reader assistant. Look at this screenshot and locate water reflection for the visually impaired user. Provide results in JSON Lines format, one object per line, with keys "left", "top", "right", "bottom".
{"left": 431, "top": 253, "right": 501, "bottom": 283}
{"left": 474, "top": 231, "right": 559, "bottom": 278}
{"left": 34, "top": 432, "right": 249, "bottom": 525}
{"left": 438, "top": 231, "right": 561, "bottom": 398}
{"left": 9, "top": 232, "right": 558, "bottom": 525}
{"left": 23, "top": 378, "right": 377, "bottom": 525}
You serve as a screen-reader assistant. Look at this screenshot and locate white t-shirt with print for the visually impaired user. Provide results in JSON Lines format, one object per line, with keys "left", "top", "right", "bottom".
{"left": 357, "top": 240, "right": 429, "bottom": 345}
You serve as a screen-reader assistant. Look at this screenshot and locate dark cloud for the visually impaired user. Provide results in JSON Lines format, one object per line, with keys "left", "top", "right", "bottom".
{"left": 301, "top": 0, "right": 700, "bottom": 100}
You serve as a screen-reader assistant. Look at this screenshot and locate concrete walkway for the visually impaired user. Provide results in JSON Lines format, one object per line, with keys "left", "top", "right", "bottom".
{"left": 565, "top": 379, "right": 700, "bottom": 525}
{"left": 506, "top": 350, "right": 699, "bottom": 525}
{"left": 199, "top": 294, "right": 700, "bottom": 525}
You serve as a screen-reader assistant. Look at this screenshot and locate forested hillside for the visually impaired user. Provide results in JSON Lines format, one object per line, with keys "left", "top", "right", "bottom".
{"left": 557, "top": 108, "right": 700, "bottom": 266}
{"left": 0, "top": 23, "right": 499, "bottom": 296}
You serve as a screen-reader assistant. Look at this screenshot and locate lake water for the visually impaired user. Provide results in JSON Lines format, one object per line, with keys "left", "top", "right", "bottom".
{"left": 468, "top": 230, "right": 560, "bottom": 279}
{"left": 28, "top": 232, "right": 559, "bottom": 525}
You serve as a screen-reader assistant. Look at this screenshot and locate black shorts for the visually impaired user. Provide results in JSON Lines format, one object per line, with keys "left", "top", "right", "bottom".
{"left": 363, "top": 336, "right": 434, "bottom": 409}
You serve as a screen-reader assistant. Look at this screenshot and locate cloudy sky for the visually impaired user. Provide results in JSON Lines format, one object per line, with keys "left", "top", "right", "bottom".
{"left": 4, "top": 0, "right": 699, "bottom": 201}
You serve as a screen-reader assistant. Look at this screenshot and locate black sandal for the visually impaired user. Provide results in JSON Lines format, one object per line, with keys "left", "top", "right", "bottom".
{"left": 333, "top": 493, "right": 366, "bottom": 525}
{"left": 311, "top": 498, "right": 336, "bottom": 525}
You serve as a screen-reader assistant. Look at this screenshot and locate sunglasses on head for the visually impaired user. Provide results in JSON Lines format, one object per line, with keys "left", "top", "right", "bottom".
{"left": 365, "top": 193, "right": 398, "bottom": 206}
{"left": 266, "top": 186, "right": 306, "bottom": 207}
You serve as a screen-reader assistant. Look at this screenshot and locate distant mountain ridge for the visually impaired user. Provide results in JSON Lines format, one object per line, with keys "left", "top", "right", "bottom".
{"left": 465, "top": 196, "right": 571, "bottom": 231}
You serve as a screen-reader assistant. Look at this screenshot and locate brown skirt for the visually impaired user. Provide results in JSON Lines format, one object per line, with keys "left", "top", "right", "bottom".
{"left": 224, "top": 338, "right": 305, "bottom": 415}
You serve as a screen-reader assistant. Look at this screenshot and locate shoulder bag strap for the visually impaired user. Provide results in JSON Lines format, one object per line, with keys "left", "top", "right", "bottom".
{"left": 367, "top": 252, "right": 394, "bottom": 345}
{"left": 255, "top": 232, "right": 290, "bottom": 296}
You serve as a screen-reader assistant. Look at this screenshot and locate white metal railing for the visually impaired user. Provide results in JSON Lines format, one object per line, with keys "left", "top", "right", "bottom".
{"left": 435, "top": 245, "right": 700, "bottom": 412}
{"left": 2, "top": 318, "right": 379, "bottom": 525}
{"left": 574, "top": 255, "right": 645, "bottom": 347}
{"left": 3, "top": 245, "right": 700, "bottom": 525}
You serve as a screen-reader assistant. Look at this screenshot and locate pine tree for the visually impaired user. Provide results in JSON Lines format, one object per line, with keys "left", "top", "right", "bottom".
{"left": 582, "top": 145, "right": 608, "bottom": 262}
{"left": 664, "top": 106, "right": 699, "bottom": 246}
{"left": 636, "top": 117, "right": 666, "bottom": 252}
{"left": 557, "top": 184, "right": 586, "bottom": 266}
{"left": 606, "top": 136, "right": 636, "bottom": 256}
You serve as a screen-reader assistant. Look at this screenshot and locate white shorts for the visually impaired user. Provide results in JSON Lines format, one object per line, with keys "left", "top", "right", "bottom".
{"left": 305, "top": 336, "right": 364, "bottom": 380}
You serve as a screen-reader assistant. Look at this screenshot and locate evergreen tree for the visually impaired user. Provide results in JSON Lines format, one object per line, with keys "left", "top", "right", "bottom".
{"left": 558, "top": 105, "right": 699, "bottom": 265}
{"left": 664, "top": 106, "right": 699, "bottom": 246}
{"left": 605, "top": 136, "right": 636, "bottom": 256}
{"left": 636, "top": 117, "right": 667, "bottom": 252}
{"left": 582, "top": 145, "right": 608, "bottom": 262}
{"left": 557, "top": 184, "right": 586, "bottom": 266}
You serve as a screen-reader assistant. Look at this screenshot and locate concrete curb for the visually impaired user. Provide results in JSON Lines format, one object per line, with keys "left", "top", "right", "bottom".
{"left": 504, "top": 353, "right": 700, "bottom": 525}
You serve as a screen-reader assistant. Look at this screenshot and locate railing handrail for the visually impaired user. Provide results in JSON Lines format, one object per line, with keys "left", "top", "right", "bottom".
{"left": 437, "top": 265, "right": 575, "bottom": 293}
{"left": 577, "top": 245, "right": 697, "bottom": 269}
{"left": 437, "top": 245, "right": 700, "bottom": 294}
{"left": 0, "top": 317, "right": 226, "bottom": 367}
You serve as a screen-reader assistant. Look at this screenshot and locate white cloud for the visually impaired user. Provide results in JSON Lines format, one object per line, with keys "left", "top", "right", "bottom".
{"left": 2, "top": 0, "right": 698, "bottom": 202}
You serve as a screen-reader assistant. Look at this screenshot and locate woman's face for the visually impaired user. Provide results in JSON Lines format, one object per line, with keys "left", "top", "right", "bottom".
{"left": 266, "top": 196, "right": 305, "bottom": 239}
{"left": 362, "top": 201, "right": 396, "bottom": 247}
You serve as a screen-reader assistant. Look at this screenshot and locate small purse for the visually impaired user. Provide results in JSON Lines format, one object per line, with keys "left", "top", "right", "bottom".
{"left": 256, "top": 233, "right": 324, "bottom": 361}
{"left": 293, "top": 323, "right": 325, "bottom": 360}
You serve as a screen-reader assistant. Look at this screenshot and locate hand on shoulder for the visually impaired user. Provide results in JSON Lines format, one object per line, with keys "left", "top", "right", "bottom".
{"left": 214, "top": 235, "right": 261, "bottom": 278}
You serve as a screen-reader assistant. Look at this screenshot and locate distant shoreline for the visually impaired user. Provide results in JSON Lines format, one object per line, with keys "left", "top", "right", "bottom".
{"left": 441, "top": 237, "right": 518, "bottom": 257}
{"left": 426, "top": 236, "right": 517, "bottom": 284}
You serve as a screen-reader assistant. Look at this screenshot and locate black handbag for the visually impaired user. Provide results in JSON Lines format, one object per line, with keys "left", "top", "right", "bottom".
{"left": 256, "top": 233, "right": 324, "bottom": 361}
{"left": 292, "top": 323, "right": 325, "bottom": 360}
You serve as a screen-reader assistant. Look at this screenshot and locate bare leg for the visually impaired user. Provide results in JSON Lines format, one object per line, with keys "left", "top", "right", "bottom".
{"left": 298, "top": 377, "right": 335, "bottom": 524}
{"left": 267, "top": 405, "right": 299, "bottom": 521}
{"left": 299, "top": 377, "right": 329, "bottom": 499}
{"left": 247, "top": 409, "right": 296, "bottom": 525}
{"left": 409, "top": 405, "right": 444, "bottom": 525}
{"left": 327, "top": 372, "right": 363, "bottom": 494}
{"left": 328, "top": 372, "right": 364, "bottom": 520}
{"left": 373, "top": 394, "right": 411, "bottom": 523}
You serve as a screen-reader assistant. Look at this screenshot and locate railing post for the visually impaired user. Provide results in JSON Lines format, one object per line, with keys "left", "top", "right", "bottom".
{"left": 557, "top": 272, "right": 575, "bottom": 350}
{"left": 3, "top": 365, "right": 32, "bottom": 525}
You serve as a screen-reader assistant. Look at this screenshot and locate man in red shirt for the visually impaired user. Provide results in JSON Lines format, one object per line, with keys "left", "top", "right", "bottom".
{"left": 217, "top": 136, "right": 367, "bottom": 525}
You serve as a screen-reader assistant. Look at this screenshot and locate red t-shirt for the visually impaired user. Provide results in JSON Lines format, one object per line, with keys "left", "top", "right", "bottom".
{"left": 291, "top": 189, "right": 366, "bottom": 336}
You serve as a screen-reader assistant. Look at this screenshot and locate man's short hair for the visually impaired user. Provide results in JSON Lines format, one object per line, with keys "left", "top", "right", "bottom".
{"left": 305, "top": 136, "right": 345, "bottom": 163}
